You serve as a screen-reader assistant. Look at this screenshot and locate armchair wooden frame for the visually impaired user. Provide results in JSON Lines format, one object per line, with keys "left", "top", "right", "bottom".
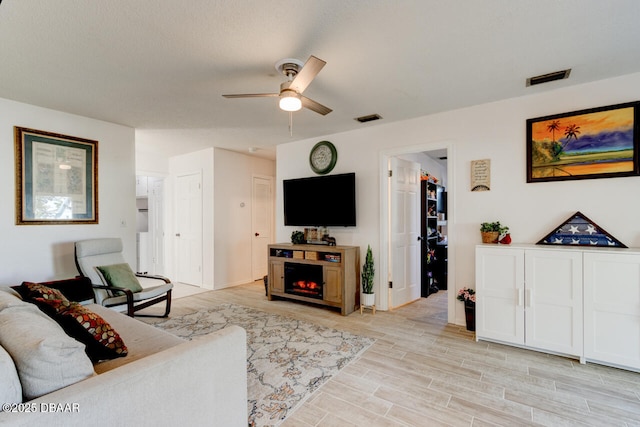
{"left": 90, "top": 278, "right": 172, "bottom": 318}
{"left": 74, "top": 238, "right": 173, "bottom": 318}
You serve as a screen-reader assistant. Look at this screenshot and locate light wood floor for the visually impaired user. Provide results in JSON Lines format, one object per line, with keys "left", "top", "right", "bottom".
{"left": 141, "top": 281, "right": 640, "bottom": 426}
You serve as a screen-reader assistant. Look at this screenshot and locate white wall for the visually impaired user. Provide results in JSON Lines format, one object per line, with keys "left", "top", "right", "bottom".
{"left": 168, "top": 147, "right": 215, "bottom": 288}
{"left": 0, "top": 97, "right": 136, "bottom": 285}
{"left": 213, "top": 148, "right": 276, "bottom": 288}
{"left": 276, "top": 72, "right": 640, "bottom": 325}
{"left": 164, "top": 147, "right": 275, "bottom": 289}
{"left": 135, "top": 138, "right": 170, "bottom": 176}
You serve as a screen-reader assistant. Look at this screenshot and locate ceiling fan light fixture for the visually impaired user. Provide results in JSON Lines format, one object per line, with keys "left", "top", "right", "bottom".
{"left": 279, "top": 90, "right": 302, "bottom": 112}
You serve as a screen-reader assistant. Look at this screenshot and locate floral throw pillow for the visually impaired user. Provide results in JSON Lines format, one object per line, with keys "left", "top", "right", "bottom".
{"left": 34, "top": 297, "right": 128, "bottom": 362}
{"left": 16, "top": 283, "right": 128, "bottom": 362}
{"left": 14, "top": 281, "right": 70, "bottom": 303}
{"left": 34, "top": 298, "right": 127, "bottom": 363}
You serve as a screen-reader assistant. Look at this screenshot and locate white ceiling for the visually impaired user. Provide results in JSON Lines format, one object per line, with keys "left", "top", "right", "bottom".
{"left": 1, "top": 1, "right": 640, "bottom": 160}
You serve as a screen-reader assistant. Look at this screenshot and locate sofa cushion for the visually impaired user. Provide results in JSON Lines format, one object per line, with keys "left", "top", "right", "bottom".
{"left": 0, "top": 287, "right": 29, "bottom": 310}
{"left": 88, "top": 304, "right": 184, "bottom": 374}
{"left": 0, "top": 344, "right": 21, "bottom": 407}
{"left": 96, "top": 263, "right": 143, "bottom": 293}
{"left": 0, "top": 302, "right": 94, "bottom": 400}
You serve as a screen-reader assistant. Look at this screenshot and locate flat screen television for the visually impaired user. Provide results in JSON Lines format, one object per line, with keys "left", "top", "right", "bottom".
{"left": 283, "top": 172, "right": 356, "bottom": 227}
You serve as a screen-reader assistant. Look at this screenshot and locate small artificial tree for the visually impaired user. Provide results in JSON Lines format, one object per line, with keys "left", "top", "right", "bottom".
{"left": 362, "top": 245, "right": 375, "bottom": 294}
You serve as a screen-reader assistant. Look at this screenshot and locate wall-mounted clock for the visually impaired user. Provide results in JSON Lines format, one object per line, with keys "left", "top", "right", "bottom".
{"left": 309, "top": 141, "right": 337, "bottom": 175}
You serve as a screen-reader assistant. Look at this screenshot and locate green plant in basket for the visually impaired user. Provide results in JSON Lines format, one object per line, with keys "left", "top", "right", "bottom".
{"left": 480, "top": 221, "right": 509, "bottom": 243}
{"left": 480, "top": 222, "right": 501, "bottom": 232}
{"left": 480, "top": 221, "right": 509, "bottom": 234}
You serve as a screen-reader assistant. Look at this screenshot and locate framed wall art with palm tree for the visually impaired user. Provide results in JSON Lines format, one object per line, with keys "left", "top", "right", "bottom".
{"left": 526, "top": 101, "right": 640, "bottom": 182}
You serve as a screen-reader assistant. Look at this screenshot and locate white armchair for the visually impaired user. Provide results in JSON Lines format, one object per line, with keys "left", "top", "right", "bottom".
{"left": 74, "top": 238, "right": 172, "bottom": 317}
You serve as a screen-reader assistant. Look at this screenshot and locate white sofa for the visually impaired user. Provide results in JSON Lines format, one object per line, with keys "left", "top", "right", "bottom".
{"left": 0, "top": 287, "right": 247, "bottom": 426}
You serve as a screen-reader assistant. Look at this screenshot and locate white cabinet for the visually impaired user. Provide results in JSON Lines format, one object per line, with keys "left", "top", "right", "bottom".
{"left": 524, "top": 249, "right": 582, "bottom": 357}
{"left": 476, "top": 245, "right": 582, "bottom": 359}
{"left": 136, "top": 176, "right": 148, "bottom": 197}
{"left": 475, "top": 246, "right": 525, "bottom": 344}
{"left": 476, "top": 244, "right": 640, "bottom": 371}
{"left": 584, "top": 252, "right": 640, "bottom": 370}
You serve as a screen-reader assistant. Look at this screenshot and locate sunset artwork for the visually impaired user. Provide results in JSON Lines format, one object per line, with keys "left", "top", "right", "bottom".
{"left": 526, "top": 102, "right": 639, "bottom": 182}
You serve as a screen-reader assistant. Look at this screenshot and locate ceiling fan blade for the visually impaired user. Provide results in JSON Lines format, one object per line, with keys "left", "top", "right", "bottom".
{"left": 301, "top": 96, "right": 332, "bottom": 115}
{"left": 222, "top": 93, "right": 278, "bottom": 98}
{"left": 289, "top": 56, "right": 326, "bottom": 93}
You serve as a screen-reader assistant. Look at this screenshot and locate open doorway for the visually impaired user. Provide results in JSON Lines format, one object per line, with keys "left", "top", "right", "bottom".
{"left": 136, "top": 173, "right": 209, "bottom": 299}
{"left": 136, "top": 175, "right": 166, "bottom": 276}
{"left": 379, "top": 143, "right": 455, "bottom": 323}
{"left": 417, "top": 149, "right": 448, "bottom": 299}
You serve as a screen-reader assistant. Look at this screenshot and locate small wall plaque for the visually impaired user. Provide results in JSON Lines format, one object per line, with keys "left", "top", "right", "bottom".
{"left": 471, "top": 159, "right": 491, "bottom": 191}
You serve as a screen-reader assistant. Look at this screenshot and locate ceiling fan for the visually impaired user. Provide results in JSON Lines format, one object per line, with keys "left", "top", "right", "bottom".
{"left": 223, "top": 55, "right": 332, "bottom": 115}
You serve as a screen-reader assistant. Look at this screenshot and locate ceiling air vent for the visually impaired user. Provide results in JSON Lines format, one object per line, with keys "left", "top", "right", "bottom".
{"left": 526, "top": 69, "right": 571, "bottom": 87}
{"left": 355, "top": 114, "right": 382, "bottom": 123}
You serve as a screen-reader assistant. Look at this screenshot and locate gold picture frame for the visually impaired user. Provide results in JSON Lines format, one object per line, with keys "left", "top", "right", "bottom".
{"left": 15, "top": 127, "right": 98, "bottom": 225}
{"left": 526, "top": 101, "right": 640, "bottom": 182}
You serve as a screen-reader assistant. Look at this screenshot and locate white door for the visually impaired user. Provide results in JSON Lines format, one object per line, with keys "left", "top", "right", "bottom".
{"left": 252, "top": 175, "right": 273, "bottom": 280}
{"left": 389, "top": 157, "right": 421, "bottom": 308}
{"left": 149, "top": 178, "right": 165, "bottom": 276}
{"left": 476, "top": 246, "right": 525, "bottom": 344}
{"left": 175, "top": 172, "right": 203, "bottom": 286}
{"left": 525, "top": 249, "right": 582, "bottom": 357}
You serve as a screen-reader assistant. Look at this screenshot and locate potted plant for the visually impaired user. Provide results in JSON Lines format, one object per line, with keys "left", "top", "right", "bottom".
{"left": 480, "top": 221, "right": 503, "bottom": 243}
{"left": 361, "top": 245, "right": 375, "bottom": 307}
{"left": 291, "top": 231, "right": 305, "bottom": 245}
{"left": 457, "top": 287, "right": 476, "bottom": 331}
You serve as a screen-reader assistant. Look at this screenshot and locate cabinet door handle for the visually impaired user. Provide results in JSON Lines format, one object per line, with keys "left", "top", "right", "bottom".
{"left": 518, "top": 289, "right": 524, "bottom": 306}
{"left": 526, "top": 289, "right": 532, "bottom": 308}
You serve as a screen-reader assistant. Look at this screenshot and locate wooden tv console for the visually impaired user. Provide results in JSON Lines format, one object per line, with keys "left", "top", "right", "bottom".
{"left": 267, "top": 243, "right": 360, "bottom": 315}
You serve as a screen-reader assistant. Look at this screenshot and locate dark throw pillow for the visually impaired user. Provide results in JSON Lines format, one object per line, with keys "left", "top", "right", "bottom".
{"left": 17, "top": 282, "right": 128, "bottom": 362}
{"left": 13, "top": 277, "right": 94, "bottom": 303}
{"left": 13, "top": 281, "right": 69, "bottom": 303}
{"left": 33, "top": 298, "right": 128, "bottom": 362}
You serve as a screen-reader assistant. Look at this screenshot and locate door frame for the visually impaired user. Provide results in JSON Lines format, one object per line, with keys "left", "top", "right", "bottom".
{"left": 389, "top": 157, "right": 422, "bottom": 309}
{"left": 251, "top": 174, "right": 274, "bottom": 280}
{"left": 378, "top": 140, "right": 456, "bottom": 322}
{"left": 136, "top": 171, "right": 168, "bottom": 276}
{"left": 148, "top": 177, "right": 166, "bottom": 276}
{"left": 174, "top": 170, "right": 204, "bottom": 286}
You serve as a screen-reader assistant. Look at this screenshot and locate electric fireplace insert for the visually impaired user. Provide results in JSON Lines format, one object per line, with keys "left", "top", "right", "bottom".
{"left": 284, "top": 262, "right": 323, "bottom": 299}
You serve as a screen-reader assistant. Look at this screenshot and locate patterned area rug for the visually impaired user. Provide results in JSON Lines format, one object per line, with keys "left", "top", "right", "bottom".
{"left": 153, "top": 304, "right": 375, "bottom": 427}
